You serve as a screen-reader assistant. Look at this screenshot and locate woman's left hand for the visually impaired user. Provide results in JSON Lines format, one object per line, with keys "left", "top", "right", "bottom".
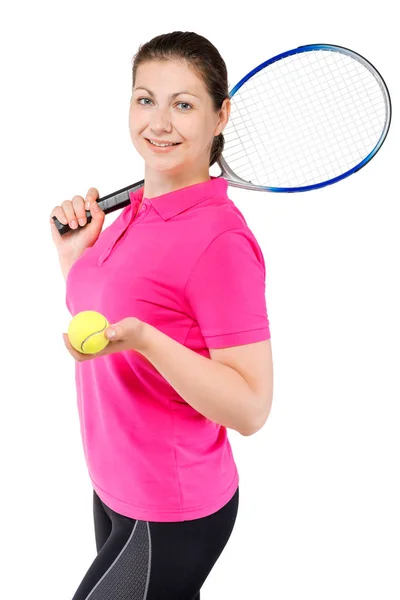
{"left": 62, "top": 317, "right": 147, "bottom": 362}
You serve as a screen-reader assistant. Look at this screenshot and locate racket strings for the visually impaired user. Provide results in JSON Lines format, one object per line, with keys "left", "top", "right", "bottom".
{"left": 232, "top": 56, "right": 384, "bottom": 185}
{"left": 223, "top": 49, "right": 388, "bottom": 188}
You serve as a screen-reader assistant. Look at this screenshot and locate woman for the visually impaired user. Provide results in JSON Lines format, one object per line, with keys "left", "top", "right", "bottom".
{"left": 50, "top": 31, "right": 273, "bottom": 600}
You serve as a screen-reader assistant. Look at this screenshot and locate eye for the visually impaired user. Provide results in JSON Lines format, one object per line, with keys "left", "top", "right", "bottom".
{"left": 176, "top": 102, "right": 192, "bottom": 111}
{"left": 137, "top": 97, "right": 153, "bottom": 106}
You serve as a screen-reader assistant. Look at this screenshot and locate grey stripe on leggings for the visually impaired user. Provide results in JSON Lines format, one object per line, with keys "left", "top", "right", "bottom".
{"left": 84, "top": 520, "right": 151, "bottom": 600}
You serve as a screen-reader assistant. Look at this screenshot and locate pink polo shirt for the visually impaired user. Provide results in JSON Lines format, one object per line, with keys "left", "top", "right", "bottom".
{"left": 65, "top": 176, "right": 271, "bottom": 522}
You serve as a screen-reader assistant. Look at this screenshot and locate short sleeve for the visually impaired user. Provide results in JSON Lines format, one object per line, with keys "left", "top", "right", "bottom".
{"left": 184, "top": 228, "right": 271, "bottom": 348}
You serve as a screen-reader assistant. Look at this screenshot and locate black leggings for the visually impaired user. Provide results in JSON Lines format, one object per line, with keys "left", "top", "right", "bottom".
{"left": 71, "top": 486, "right": 239, "bottom": 599}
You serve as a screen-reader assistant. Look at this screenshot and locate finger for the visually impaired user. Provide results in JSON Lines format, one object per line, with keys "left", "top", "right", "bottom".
{"left": 87, "top": 196, "right": 105, "bottom": 225}
{"left": 61, "top": 199, "right": 80, "bottom": 230}
{"left": 72, "top": 195, "right": 89, "bottom": 227}
{"left": 63, "top": 334, "right": 88, "bottom": 361}
{"left": 49, "top": 207, "right": 68, "bottom": 226}
{"left": 84, "top": 187, "right": 100, "bottom": 211}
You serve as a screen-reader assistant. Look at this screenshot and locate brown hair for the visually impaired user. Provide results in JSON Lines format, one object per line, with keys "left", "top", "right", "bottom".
{"left": 131, "top": 31, "right": 229, "bottom": 167}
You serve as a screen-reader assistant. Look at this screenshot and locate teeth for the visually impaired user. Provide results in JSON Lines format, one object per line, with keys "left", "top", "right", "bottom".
{"left": 148, "top": 140, "right": 176, "bottom": 147}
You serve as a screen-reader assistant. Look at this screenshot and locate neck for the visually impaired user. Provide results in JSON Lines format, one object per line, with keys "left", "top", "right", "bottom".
{"left": 143, "top": 166, "right": 211, "bottom": 199}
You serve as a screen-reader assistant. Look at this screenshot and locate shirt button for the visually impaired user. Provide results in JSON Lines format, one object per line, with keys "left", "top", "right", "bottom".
{"left": 140, "top": 203, "right": 147, "bottom": 211}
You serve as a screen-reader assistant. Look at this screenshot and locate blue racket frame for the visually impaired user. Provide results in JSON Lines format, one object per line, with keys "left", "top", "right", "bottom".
{"left": 227, "top": 43, "right": 392, "bottom": 192}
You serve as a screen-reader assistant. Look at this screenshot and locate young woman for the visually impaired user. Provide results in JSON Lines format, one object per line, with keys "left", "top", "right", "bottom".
{"left": 50, "top": 31, "right": 273, "bottom": 600}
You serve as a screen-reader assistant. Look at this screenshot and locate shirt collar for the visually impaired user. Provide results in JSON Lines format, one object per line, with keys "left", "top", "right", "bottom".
{"left": 128, "top": 176, "right": 229, "bottom": 221}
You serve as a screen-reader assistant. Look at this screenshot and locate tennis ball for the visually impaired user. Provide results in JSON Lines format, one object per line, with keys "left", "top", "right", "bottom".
{"left": 67, "top": 310, "right": 110, "bottom": 354}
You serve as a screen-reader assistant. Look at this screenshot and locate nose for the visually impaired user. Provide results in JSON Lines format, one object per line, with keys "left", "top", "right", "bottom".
{"left": 149, "top": 105, "right": 172, "bottom": 134}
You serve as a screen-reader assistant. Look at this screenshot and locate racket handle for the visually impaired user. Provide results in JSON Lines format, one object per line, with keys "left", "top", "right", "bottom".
{"left": 53, "top": 179, "right": 145, "bottom": 235}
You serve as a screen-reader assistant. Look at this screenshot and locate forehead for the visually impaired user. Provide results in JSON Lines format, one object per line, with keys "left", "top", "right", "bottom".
{"left": 135, "top": 59, "right": 207, "bottom": 93}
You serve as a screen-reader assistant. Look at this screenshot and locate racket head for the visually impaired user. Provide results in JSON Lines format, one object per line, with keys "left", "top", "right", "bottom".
{"left": 219, "top": 43, "right": 392, "bottom": 192}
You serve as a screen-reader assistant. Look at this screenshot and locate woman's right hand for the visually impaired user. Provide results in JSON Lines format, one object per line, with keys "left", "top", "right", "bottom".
{"left": 49, "top": 187, "right": 105, "bottom": 258}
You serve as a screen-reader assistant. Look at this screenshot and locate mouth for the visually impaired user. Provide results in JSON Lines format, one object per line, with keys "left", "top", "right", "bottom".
{"left": 145, "top": 138, "right": 181, "bottom": 149}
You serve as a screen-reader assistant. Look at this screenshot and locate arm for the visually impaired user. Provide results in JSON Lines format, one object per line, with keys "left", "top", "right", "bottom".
{"left": 58, "top": 252, "right": 83, "bottom": 282}
{"left": 137, "top": 322, "right": 271, "bottom": 437}
{"left": 58, "top": 254, "right": 76, "bottom": 282}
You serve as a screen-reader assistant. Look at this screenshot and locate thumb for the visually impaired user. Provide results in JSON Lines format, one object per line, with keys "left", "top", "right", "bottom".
{"left": 89, "top": 199, "right": 105, "bottom": 220}
{"left": 105, "top": 324, "right": 118, "bottom": 340}
{"left": 104, "top": 317, "right": 138, "bottom": 341}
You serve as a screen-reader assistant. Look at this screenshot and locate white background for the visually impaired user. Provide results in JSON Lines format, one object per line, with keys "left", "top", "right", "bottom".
{"left": 1, "top": 1, "right": 399, "bottom": 598}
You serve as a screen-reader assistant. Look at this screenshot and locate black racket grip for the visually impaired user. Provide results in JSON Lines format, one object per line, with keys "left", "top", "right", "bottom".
{"left": 53, "top": 179, "right": 145, "bottom": 235}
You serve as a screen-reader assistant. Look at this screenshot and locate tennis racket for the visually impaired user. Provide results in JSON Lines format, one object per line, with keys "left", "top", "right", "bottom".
{"left": 54, "top": 43, "right": 391, "bottom": 236}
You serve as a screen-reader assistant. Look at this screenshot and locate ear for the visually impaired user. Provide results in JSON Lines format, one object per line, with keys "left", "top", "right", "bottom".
{"left": 213, "top": 98, "right": 231, "bottom": 136}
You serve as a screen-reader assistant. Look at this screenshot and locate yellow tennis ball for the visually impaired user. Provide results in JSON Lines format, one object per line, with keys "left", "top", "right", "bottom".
{"left": 67, "top": 310, "right": 110, "bottom": 354}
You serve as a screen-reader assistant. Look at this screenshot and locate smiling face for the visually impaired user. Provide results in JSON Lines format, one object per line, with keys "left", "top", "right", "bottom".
{"left": 129, "top": 59, "right": 230, "bottom": 185}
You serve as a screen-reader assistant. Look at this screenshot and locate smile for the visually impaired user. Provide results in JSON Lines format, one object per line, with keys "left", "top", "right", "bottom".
{"left": 146, "top": 139, "right": 181, "bottom": 147}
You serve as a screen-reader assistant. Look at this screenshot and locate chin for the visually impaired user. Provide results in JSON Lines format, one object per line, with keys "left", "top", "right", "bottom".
{"left": 147, "top": 157, "right": 187, "bottom": 173}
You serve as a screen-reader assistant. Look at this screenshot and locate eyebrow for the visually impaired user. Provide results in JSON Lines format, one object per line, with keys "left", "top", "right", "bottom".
{"left": 134, "top": 86, "right": 199, "bottom": 99}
